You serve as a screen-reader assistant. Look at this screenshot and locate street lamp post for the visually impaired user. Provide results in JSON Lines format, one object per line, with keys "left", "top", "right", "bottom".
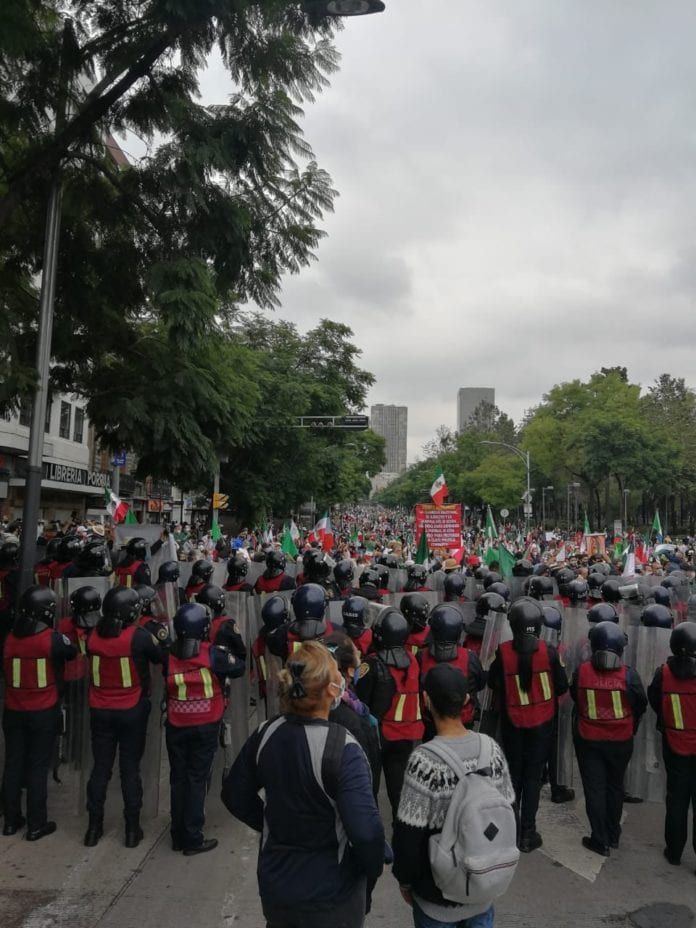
{"left": 542, "top": 485, "right": 554, "bottom": 529}
{"left": 480, "top": 441, "right": 532, "bottom": 532}
{"left": 567, "top": 482, "right": 580, "bottom": 533}
{"left": 623, "top": 488, "right": 630, "bottom": 531}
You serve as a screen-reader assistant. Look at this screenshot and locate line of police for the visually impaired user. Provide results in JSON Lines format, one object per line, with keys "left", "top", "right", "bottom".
{"left": 1, "top": 538, "right": 696, "bottom": 872}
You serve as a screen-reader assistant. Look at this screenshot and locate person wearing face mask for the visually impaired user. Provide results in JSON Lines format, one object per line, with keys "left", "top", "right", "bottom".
{"left": 222, "top": 640, "right": 385, "bottom": 928}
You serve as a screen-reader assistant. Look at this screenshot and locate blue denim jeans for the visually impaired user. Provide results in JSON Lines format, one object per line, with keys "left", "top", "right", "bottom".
{"left": 412, "top": 900, "right": 495, "bottom": 928}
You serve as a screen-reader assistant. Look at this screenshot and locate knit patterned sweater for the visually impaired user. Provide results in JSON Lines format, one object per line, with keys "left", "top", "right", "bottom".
{"left": 392, "top": 733, "right": 515, "bottom": 921}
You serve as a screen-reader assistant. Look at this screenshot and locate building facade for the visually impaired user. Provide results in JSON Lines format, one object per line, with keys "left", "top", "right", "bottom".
{"left": 457, "top": 387, "right": 495, "bottom": 432}
{"left": 370, "top": 404, "right": 408, "bottom": 474}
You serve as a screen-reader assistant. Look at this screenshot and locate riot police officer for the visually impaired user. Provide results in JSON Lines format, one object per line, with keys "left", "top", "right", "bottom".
{"left": 355, "top": 608, "right": 423, "bottom": 821}
{"left": 253, "top": 596, "right": 290, "bottom": 700}
{"left": 466, "top": 591, "right": 507, "bottom": 656}
{"left": 300, "top": 549, "right": 339, "bottom": 599}
{"left": 358, "top": 567, "right": 383, "bottom": 602}
{"left": 443, "top": 572, "right": 467, "bottom": 602}
{"left": 333, "top": 559, "right": 355, "bottom": 599}
{"left": 287, "top": 584, "right": 331, "bottom": 654}
{"left": 195, "top": 584, "right": 247, "bottom": 659}
{"left": 135, "top": 584, "right": 172, "bottom": 651}
{"left": 254, "top": 550, "right": 296, "bottom": 593}
{"left": 48, "top": 536, "right": 81, "bottom": 584}
{"left": 155, "top": 560, "right": 186, "bottom": 606}
{"left": 342, "top": 595, "right": 373, "bottom": 657}
{"left": 402, "top": 563, "right": 430, "bottom": 593}
{"left": 33, "top": 537, "right": 61, "bottom": 587}
{"left": 0, "top": 538, "right": 20, "bottom": 647}
{"left": 184, "top": 559, "right": 214, "bottom": 601}
{"left": 2, "top": 586, "right": 77, "bottom": 838}
{"left": 223, "top": 553, "right": 254, "bottom": 594}
{"left": 166, "top": 603, "right": 245, "bottom": 854}
{"left": 401, "top": 592, "right": 431, "bottom": 655}
{"left": 62, "top": 539, "right": 112, "bottom": 579}
{"left": 488, "top": 597, "right": 568, "bottom": 853}
{"left": 114, "top": 537, "right": 151, "bottom": 587}
{"left": 84, "top": 586, "right": 163, "bottom": 848}
{"left": 571, "top": 621, "right": 647, "bottom": 856}
{"left": 647, "top": 621, "right": 696, "bottom": 866}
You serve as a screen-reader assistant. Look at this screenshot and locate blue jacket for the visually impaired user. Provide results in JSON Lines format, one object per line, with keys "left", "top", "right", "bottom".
{"left": 222, "top": 715, "right": 384, "bottom": 910}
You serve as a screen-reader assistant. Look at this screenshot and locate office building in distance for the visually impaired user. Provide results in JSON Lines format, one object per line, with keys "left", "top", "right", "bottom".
{"left": 457, "top": 387, "right": 495, "bottom": 432}
{"left": 370, "top": 404, "right": 408, "bottom": 475}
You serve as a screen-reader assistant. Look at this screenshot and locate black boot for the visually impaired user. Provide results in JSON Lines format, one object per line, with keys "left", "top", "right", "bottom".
{"left": 124, "top": 814, "right": 143, "bottom": 849}
{"left": 84, "top": 816, "right": 103, "bottom": 847}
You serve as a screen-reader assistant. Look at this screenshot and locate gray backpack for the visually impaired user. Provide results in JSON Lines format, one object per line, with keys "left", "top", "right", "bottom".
{"left": 424, "top": 736, "right": 519, "bottom": 905}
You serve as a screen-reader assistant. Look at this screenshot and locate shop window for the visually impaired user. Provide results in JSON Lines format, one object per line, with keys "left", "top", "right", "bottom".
{"left": 59, "top": 401, "right": 71, "bottom": 439}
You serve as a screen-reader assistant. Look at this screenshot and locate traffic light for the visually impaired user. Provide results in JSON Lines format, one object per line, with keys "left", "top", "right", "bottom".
{"left": 213, "top": 493, "right": 229, "bottom": 510}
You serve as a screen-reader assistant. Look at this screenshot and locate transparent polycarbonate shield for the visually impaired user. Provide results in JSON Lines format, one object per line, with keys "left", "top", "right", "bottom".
{"left": 624, "top": 625, "right": 671, "bottom": 801}
{"left": 221, "top": 593, "right": 257, "bottom": 777}
{"left": 457, "top": 600, "right": 477, "bottom": 629}
{"left": 479, "top": 612, "right": 512, "bottom": 673}
{"left": 65, "top": 576, "right": 113, "bottom": 606}
{"left": 556, "top": 605, "right": 591, "bottom": 787}
{"left": 62, "top": 668, "right": 91, "bottom": 814}
{"left": 211, "top": 561, "right": 228, "bottom": 587}
{"left": 387, "top": 567, "right": 401, "bottom": 592}
{"left": 429, "top": 569, "right": 446, "bottom": 593}
{"left": 328, "top": 600, "right": 345, "bottom": 627}
{"left": 246, "top": 560, "right": 266, "bottom": 586}
{"left": 224, "top": 591, "right": 251, "bottom": 625}
{"left": 153, "top": 581, "right": 178, "bottom": 624}
{"left": 177, "top": 561, "right": 194, "bottom": 591}
{"left": 509, "top": 577, "right": 528, "bottom": 603}
{"left": 285, "top": 559, "right": 299, "bottom": 579}
{"left": 141, "top": 669, "right": 164, "bottom": 819}
{"left": 464, "top": 577, "right": 477, "bottom": 600}
{"left": 147, "top": 533, "right": 178, "bottom": 587}
{"left": 540, "top": 623, "right": 560, "bottom": 647}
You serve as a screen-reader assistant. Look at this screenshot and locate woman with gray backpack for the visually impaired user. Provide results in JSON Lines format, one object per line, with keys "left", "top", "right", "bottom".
{"left": 392, "top": 663, "right": 518, "bottom": 928}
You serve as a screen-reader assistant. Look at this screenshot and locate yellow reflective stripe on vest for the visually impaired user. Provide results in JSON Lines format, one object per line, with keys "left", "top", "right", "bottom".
{"left": 416, "top": 700, "right": 422, "bottom": 721}
{"left": 174, "top": 672, "right": 186, "bottom": 701}
{"left": 411, "top": 645, "right": 418, "bottom": 655}
{"left": 671, "top": 693, "right": 684, "bottom": 729}
{"left": 539, "top": 672, "right": 551, "bottom": 702}
{"left": 258, "top": 655, "right": 267, "bottom": 680}
{"left": 36, "top": 658, "right": 47, "bottom": 688}
{"left": 92, "top": 655, "right": 101, "bottom": 686}
{"left": 120, "top": 657, "right": 132, "bottom": 688}
{"left": 586, "top": 689, "right": 598, "bottom": 719}
{"left": 12, "top": 657, "right": 21, "bottom": 688}
{"left": 515, "top": 675, "right": 530, "bottom": 706}
{"left": 291, "top": 640, "right": 302, "bottom": 653}
{"left": 200, "top": 668, "right": 214, "bottom": 699}
{"left": 125, "top": 575, "right": 132, "bottom": 588}
{"left": 79, "top": 637, "right": 87, "bottom": 656}
{"left": 394, "top": 694, "right": 406, "bottom": 721}
{"left": 611, "top": 690, "right": 624, "bottom": 718}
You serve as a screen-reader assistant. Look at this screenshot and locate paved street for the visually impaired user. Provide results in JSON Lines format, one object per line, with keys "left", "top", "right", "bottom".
{"left": 1, "top": 747, "right": 694, "bottom": 928}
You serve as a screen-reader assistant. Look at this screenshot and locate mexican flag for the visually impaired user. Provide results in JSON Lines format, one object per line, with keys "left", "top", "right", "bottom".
{"left": 309, "top": 512, "right": 334, "bottom": 553}
{"left": 289, "top": 519, "right": 301, "bottom": 542}
{"left": 484, "top": 505, "right": 497, "bottom": 544}
{"left": 105, "top": 487, "right": 128, "bottom": 524}
{"left": 622, "top": 540, "right": 636, "bottom": 577}
{"left": 430, "top": 466, "right": 448, "bottom": 506}
{"left": 580, "top": 511, "right": 591, "bottom": 552}
{"left": 652, "top": 510, "right": 663, "bottom": 543}
{"left": 281, "top": 527, "right": 298, "bottom": 559}
{"left": 415, "top": 527, "right": 430, "bottom": 566}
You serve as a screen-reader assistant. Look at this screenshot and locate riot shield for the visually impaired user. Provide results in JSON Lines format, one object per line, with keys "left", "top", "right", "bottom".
{"left": 392, "top": 591, "right": 440, "bottom": 613}
{"left": 246, "top": 560, "right": 266, "bottom": 586}
{"left": 177, "top": 561, "right": 194, "bottom": 591}
{"left": 220, "top": 592, "right": 258, "bottom": 777}
{"left": 141, "top": 668, "right": 164, "bottom": 819}
{"left": 147, "top": 533, "right": 178, "bottom": 585}
{"left": 556, "top": 604, "right": 591, "bottom": 788}
{"left": 476, "top": 612, "right": 512, "bottom": 736}
{"left": 212, "top": 561, "right": 228, "bottom": 587}
{"left": 429, "top": 569, "right": 446, "bottom": 594}
{"left": 328, "top": 600, "right": 345, "bottom": 627}
{"left": 624, "top": 625, "right": 671, "bottom": 801}
{"left": 464, "top": 577, "right": 477, "bottom": 601}
{"left": 508, "top": 577, "right": 528, "bottom": 603}
{"left": 153, "top": 581, "right": 178, "bottom": 626}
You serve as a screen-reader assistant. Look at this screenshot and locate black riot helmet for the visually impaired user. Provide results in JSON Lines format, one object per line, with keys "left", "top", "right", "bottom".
{"left": 75, "top": 539, "right": 111, "bottom": 575}
{"left": 158, "top": 560, "right": 180, "bottom": 584}
{"left": 600, "top": 578, "right": 621, "bottom": 604}
{"left": 527, "top": 575, "right": 553, "bottom": 600}
{"left": 265, "top": 549, "right": 286, "bottom": 577}
{"left": 587, "top": 602, "right": 619, "bottom": 624}
{"left": 69, "top": 585, "right": 102, "bottom": 629}
{"left": 384, "top": 555, "right": 399, "bottom": 570}
{"left": 226, "top": 553, "right": 249, "bottom": 582}
{"left": 587, "top": 572, "right": 606, "bottom": 596}
{"left": 173, "top": 603, "right": 211, "bottom": 658}
{"left": 429, "top": 604, "right": 465, "bottom": 644}
{"left": 482, "top": 571, "right": 502, "bottom": 589}
{"left": 342, "top": 595, "right": 369, "bottom": 635}
{"left": 670, "top": 621, "right": 696, "bottom": 669}
{"left": 372, "top": 608, "right": 409, "bottom": 650}
{"left": 376, "top": 564, "right": 390, "bottom": 588}
{"left": 475, "top": 591, "right": 507, "bottom": 618}
{"left": 592, "top": 561, "right": 611, "bottom": 576}
{"left": 555, "top": 567, "right": 576, "bottom": 590}
{"left": 57, "top": 536, "right": 81, "bottom": 563}
{"left": 135, "top": 584, "right": 157, "bottom": 617}
{"left": 640, "top": 603, "right": 672, "bottom": 629}
{"left": 542, "top": 604, "right": 563, "bottom": 631}
{"left": 0, "top": 539, "right": 20, "bottom": 569}
{"left": 304, "top": 549, "right": 330, "bottom": 582}
{"left": 99, "top": 586, "right": 141, "bottom": 636}
{"left": 359, "top": 567, "right": 380, "bottom": 589}
{"left": 486, "top": 581, "right": 510, "bottom": 601}
{"left": 400, "top": 592, "right": 431, "bottom": 631}
{"left": 407, "top": 564, "right": 428, "bottom": 585}
{"left": 195, "top": 583, "right": 226, "bottom": 617}
{"left": 567, "top": 578, "right": 589, "bottom": 603}
{"left": 589, "top": 620, "right": 625, "bottom": 671}
{"left": 14, "top": 585, "right": 57, "bottom": 636}
{"left": 474, "top": 566, "right": 490, "bottom": 582}
{"left": 190, "top": 559, "right": 214, "bottom": 584}
{"left": 334, "top": 559, "right": 354, "bottom": 587}
{"left": 261, "top": 595, "right": 289, "bottom": 631}
{"left": 126, "top": 537, "right": 148, "bottom": 560}
{"left": 512, "top": 559, "right": 533, "bottom": 577}
{"left": 508, "top": 597, "right": 543, "bottom": 654}
{"left": 44, "top": 537, "right": 62, "bottom": 561}
{"left": 652, "top": 586, "right": 671, "bottom": 607}
{"left": 443, "top": 573, "right": 466, "bottom": 600}
{"left": 292, "top": 583, "right": 326, "bottom": 621}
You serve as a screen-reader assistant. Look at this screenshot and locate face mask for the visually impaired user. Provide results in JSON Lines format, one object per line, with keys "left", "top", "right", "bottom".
{"left": 330, "top": 679, "right": 346, "bottom": 711}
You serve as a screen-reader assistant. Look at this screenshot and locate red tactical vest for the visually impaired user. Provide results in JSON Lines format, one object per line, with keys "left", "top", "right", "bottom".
{"left": 287, "top": 622, "right": 334, "bottom": 654}
{"left": 33, "top": 562, "right": 52, "bottom": 587}
{"left": 88, "top": 625, "right": 141, "bottom": 710}
{"left": 661, "top": 663, "right": 696, "bottom": 756}
{"left": 350, "top": 627, "right": 373, "bottom": 657}
{"left": 114, "top": 560, "right": 144, "bottom": 588}
{"left": 48, "top": 561, "right": 68, "bottom": 583}
{"left": 223, "top": 581, "right": 250, "bottom": 592}
{"left": 57, "top": 617, "right": 88, "bottom": 682}
{"left": 500, "top": 639, "right": 555, "bottom": 728}
{"left": 166, "top": 643, "right": 224, "bottom": 727}
{"left": 421, "top": 647, "right": 474, "bottom": 724}
{"left": 406, "top": 626, "right": 429, "bottom": 656}
{"left": 464, "top": 635, "right": 482, "bottom": 655}
{"left": 255, "top": 574, "right": 291, "bottom": 593}
{"left": 381, "top": 657, "right": 424, "bottom": 741}
{"left": 210, "top": 615, "right": 233, "bottom": 643}
{"left": 185, "top": 580, "right": 206, "bottom": 602}
{"left": 576, "top": 661, "right": 633, "bottom": 741}
{"left": 3, "top": 628, "right": 58, "bottom": 711}
{"left": 252, "top": 637, "right": 268, "bottom": 696}
{"left": 0, "top": 567, "right": 12, "bottom": 611}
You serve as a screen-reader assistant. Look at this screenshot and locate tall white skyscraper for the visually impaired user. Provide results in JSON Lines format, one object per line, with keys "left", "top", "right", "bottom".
{"left": 370, "top": 404, "right": 408, "bottom": 474}
{"left": 457, "top": 387, "right": 495, "bottom": 432}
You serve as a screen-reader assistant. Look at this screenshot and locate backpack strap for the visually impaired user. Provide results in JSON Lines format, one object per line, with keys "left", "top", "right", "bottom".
{"left": 422, "top": 735, "right": 493, "bottom": 782}
{"left": 321, "top": 721, "right": 347, "bottom": 801}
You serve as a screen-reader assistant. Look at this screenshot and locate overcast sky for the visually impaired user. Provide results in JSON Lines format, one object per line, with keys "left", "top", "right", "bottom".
{"left": 198, "top": 1, "right": 696, "bottom": 462}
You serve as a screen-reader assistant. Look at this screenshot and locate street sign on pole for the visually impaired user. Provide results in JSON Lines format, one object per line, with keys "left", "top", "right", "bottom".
{"left": 111, "top": 451, "right": 127, "bottom": 467}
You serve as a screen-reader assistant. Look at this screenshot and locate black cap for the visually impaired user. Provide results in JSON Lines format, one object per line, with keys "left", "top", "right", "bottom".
{"left": 423, "top": 662, "right": 468, "bottom": 703}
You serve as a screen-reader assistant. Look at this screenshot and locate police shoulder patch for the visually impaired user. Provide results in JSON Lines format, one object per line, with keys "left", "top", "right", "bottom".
{"left": 62, "top": 634, "right": 72, "bottom": 646}
{"left": 359, "top": 661, "right": 370, "bottom": 679}
{"left": 156, "top": 627, "right": 168, "bottom": 641}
